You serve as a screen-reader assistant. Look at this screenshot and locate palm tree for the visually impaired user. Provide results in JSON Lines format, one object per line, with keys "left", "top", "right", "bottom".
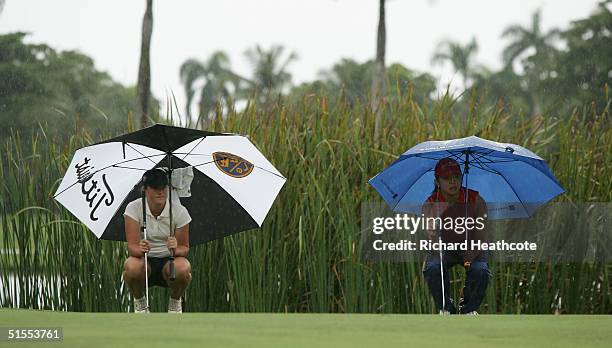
{"left": 322, "top": 58, "right": 373, "bottom": 105}
{"left": 501, "top": 9, "right": 559, "bottom": 71}
{"left": 179, "top": 52, "right": 239, "bottom": 128}
{"left": 136, "top": 0, "right": 153, "bottom": 129}
{"left": 431, "top": 37, "right": 479, "bottom": 88}
{"left": 371, "top": 0, "right": 386, "bottom": 141}
{"left": 179, "top": 58, "right": 206, "bottom": 122}
{"left": 501, "top": 10, "right": 559, "bottom": 115}
{"left": 244, "top": 44, "right": 297, "bottom": 100}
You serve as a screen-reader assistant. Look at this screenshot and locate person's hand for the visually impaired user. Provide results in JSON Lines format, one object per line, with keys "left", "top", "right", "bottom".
{"left": 167, "top": 236, "right": 177, "bottom": 250}
{"left": 139, "top": 239, "right": 151, "bottom": 254}
{"left": 427, "top": 229, "right": 436, "bottom": 240}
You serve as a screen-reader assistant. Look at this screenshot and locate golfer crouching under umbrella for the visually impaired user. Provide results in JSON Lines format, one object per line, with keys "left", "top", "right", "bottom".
{"left": 122, "top": 168, "right": 192, "bottom": 314}
{"left": 421, "top": 158, "right": 490, "bottom": 315}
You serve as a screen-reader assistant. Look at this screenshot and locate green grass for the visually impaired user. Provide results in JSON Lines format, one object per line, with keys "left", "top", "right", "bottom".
{"left": 1, "top": 309, "right": 611, "bottom": 348}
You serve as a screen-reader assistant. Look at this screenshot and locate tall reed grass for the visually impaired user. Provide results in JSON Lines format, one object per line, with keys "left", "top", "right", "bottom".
{"left": 1, "top": 88, "right": 610, "bottom": 313}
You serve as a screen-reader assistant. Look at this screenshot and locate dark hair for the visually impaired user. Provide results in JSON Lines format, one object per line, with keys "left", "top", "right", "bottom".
{"left": 142, "top": 168, "right": 168, "bottom": 189}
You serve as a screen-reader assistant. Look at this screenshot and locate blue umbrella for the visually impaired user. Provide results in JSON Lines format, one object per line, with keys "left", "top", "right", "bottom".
{"left": 369, "top": 135, "right": 565, "bottom": 219}
{"left": 369, "top": 135, "right": 565, "bottom": 314}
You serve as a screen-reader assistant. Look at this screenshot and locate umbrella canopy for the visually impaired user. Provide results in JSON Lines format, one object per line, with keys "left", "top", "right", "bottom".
{"left": 54, "top": 124, "right": 286, "bottom": 245}
{"left": 369, "top": 135, "right": 565, "bottom": 219}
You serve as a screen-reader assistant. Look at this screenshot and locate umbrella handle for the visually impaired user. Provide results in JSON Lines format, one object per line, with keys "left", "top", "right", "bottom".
{"left": 169, "top": 257, "right": 176, "bottom": 281}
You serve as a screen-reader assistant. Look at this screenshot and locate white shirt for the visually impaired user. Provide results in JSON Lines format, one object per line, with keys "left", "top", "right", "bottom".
{"left": 124, "top": 198, "right": 192, "bottom": 258}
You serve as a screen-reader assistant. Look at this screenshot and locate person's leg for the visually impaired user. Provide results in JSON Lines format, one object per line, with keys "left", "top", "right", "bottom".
{"left": 461, "top": 260, "right": 491, "bottom": 313}
{"left": 163, "top": 257, "right": 192, "bottom": 300}
{"left": 423, "top": 257, "right": 456, "bottom": 313}
{"left": 123, "top": 256, "right": 151, "bottom": 298}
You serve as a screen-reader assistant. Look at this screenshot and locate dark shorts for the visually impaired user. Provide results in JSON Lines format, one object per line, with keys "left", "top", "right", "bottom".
{"left": 147, "top": 257, "right": 171, "bottom": 288}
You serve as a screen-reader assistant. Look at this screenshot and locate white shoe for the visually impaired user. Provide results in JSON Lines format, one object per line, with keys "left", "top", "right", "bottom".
{"left": 464, "top": 311, "right": 479, "bottom": 315}
{"left": 439, "top": 310, "right": 451, "bottom": 315}
{"left": 168, "top": 297, "right": 182, "bottom": 314}
{"left": 134, "top": 296, "right": 149, "bottom": 313}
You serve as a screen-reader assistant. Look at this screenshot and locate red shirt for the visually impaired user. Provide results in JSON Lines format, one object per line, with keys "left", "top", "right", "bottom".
{"left": 424, "top": 187, "right": 480, "bottom": 244}
{"left": 426, "top": 187, "right": 478, "bottom": 205}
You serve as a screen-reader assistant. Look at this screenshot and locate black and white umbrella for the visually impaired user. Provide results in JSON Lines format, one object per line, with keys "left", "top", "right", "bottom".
{"left": 54, "top": 124, "right": 286, "bottom": 246}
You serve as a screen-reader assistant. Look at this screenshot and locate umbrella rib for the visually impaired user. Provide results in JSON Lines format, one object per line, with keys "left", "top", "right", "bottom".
{"left": 470, "top": 155, "right": 530, "bottom": 214}
{"left": 468, "top": 155, "right": 532, "bottom": 215}
{"left": 53, "top": 153, "right": 163, "bottom": 198}
{"left": 413, "top": 153, "right": 446, "bottom": 161}
{"left": 416, "top": 149, "right": 513, "bottom": 173}
{"left": 467, "top": 160, "right": 501, "bottom": 175}
{"left": 476, "top": 154, "right": 555, "bottom": 216}
{"left": 125, "top": 143, "right": 159, "bottom": 165}
{"left": 454, "top": 155, "right": 531, "bottom": 217}
{"left": 172, "top": 153, "right": 211, "bottom": 157}
{"left": 192, "top": 159, "right": 221, "bottom": 168}
{"left": 413, "top": 150, "right": 491, "bottom": 164}
{"left": 99, "top": 154, "right": 163, "bottom": 170}
{"left": 179, "top": 137, "right": 206, "bottom": 161}
{"left": 470, "top": 156, "right": 504, "bottom": 175}
{"left": 444, "top": 150, "right": 464, "bottom": 163}
{"left": 457, "top": 149, "right": 518, "bottom": 164}
{"left": 111, "top": 165, "right": 149, "bottom": 172}
{"left": 470, "top": 155, "right": 493, "bottom": 169}
{"left": 477, "top": 156, "right": 517, "bottom": 164}
{"left": 252, "top": 166, "right": 287, "bottom": 180}
{"left": 474, "top": 150, "right": 521, "bottom": 163}
{"left": 471, "top": 150, "right": 495, "bottom": 162}
{"left": 473, "top": 155, "right": 522, "bottom": 177}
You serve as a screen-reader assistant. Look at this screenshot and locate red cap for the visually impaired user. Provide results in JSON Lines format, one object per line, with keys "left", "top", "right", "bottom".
{"left": 435, "top": 158, "right": 462, "bottom": 179}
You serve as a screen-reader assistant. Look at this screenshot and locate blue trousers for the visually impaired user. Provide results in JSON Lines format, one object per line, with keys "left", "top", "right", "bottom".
{"left": 423, "top": 254, "right": 491, "bottom": 313}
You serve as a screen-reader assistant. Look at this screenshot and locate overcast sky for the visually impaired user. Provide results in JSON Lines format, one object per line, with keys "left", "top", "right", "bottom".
{"left": 0, "top": 0, "right": 601, "bottom": 116}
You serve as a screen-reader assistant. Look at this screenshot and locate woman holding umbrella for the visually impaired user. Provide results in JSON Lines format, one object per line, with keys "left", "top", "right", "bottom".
{"left": 54, "top": 124, "right": 287, "bottom": 313}
{"left": 369, "top": 136, "right": 564, "bottom": 315}
{"left": 421, "top": 157, "right": 491, "bottom": 315}
{"left": 122, "top": 168, "right": 192, "bottom": 313}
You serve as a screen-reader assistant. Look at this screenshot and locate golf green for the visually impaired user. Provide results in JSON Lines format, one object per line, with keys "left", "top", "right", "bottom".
{"left": 1, "top": 309, "right": 610, "bottom": 347}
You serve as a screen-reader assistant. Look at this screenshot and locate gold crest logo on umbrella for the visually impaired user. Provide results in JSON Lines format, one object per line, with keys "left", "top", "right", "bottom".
{"left": 213, "top": 152, "right": 254, "bottom": 178}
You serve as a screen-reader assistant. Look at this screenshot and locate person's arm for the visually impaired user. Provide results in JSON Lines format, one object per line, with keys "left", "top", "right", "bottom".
{"left": 125, "top": 215, "right": 149, "bottom": 258}
{"left": 422, "top": 202, "right": 438, "bottom": 241}
{"left": 167, "top": 224, "right": 189, "bottom": 258}
{"left": 464, "top": 195, "right": 488, "bottom": 265}
{"left": 474, "top": 195, "right": 488, "bottom": 242}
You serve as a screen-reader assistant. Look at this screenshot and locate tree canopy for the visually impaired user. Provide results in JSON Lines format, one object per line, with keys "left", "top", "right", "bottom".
{"left": 0, "top": 32, "right": 158, "bottom": 140}
{"left": 3, "top": 1, "right": 610, "bottom": 138}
